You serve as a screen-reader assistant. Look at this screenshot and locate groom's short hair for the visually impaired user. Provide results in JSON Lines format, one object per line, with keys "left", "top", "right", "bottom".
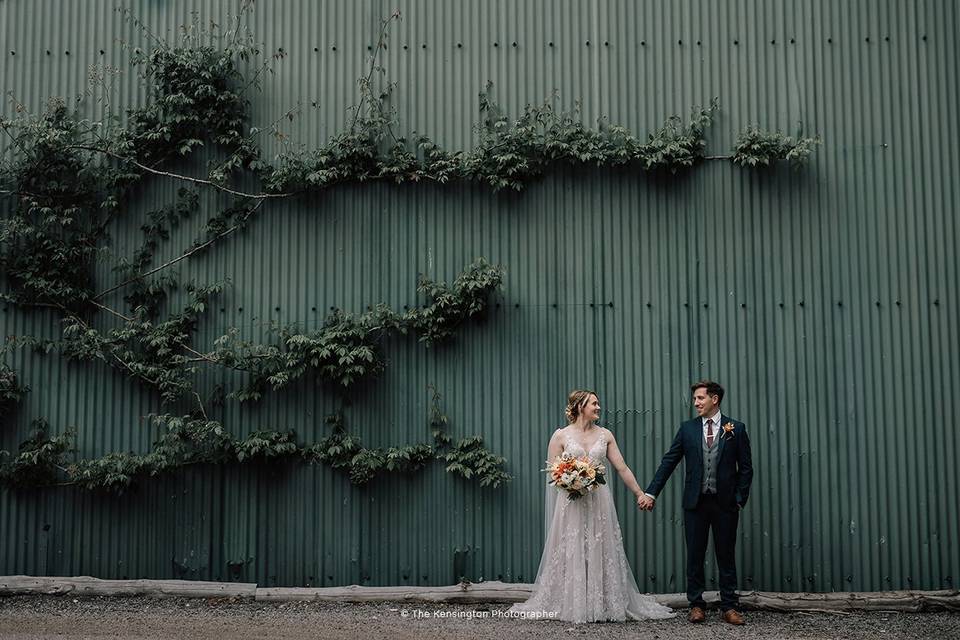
{"left": 691, "top": 380, "right": 725, "bottom": 404}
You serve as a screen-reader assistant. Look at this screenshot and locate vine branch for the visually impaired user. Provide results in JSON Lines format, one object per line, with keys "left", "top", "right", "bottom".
{"left": 65, "top": 144, "right": 296, "bottom": 200}
{"left": 93, "top": 199, "right": 265, "bottom": 300}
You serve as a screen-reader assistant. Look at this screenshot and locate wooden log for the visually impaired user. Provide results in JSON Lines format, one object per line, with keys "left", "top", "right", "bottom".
{"left": 738, "top": 589, "right": 960, "bottom": 612}
{"left": 256, "top": 583, "right": 960, "bottom": 611}
{"left": 2, "top": 576, "right": 958, "bottom": 612}
{"left": 0, "top": 575, "right": 256, "bottom": 599}
{"left": 616, "top": 590, "right": 960, "bottom": 612}
{"left": 256, "top": 581, "right": 534, "bottom": 603}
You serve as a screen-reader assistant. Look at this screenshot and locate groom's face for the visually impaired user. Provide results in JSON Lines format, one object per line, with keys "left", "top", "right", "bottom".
{"left": 692, "top": 388, "right": 719, "bottom": 417}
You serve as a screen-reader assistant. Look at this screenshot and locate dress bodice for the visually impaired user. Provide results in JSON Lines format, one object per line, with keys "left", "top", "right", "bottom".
{"left": 563, "top": 430, "right": 607, "bottom": 462}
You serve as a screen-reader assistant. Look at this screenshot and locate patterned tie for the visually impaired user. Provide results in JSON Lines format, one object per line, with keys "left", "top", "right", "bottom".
{"left": 706, "top": 419, "right": 714, "bottom": 447}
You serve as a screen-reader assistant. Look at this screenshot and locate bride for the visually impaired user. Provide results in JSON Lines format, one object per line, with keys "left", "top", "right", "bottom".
{"left": 509, "top": 389, "right": 676, "bottom": 623}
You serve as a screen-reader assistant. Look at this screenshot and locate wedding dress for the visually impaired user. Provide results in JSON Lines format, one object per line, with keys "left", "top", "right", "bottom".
{"left": 508, "top": 431, "right": 676, "bottom": 623}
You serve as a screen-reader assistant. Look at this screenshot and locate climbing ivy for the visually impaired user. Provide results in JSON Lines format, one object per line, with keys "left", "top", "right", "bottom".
{"left": 0, "top": 420, "right": 74, "bottom": 488}
{"left": 0, "top": 390, "right": 510, "bottom": 493}
{"left": 59, "top": 283, "right": 226, "bottom": 404}
{"left": 208, "top": 258, "right": 502, "bottom": 403}
{"left": 212, "top": 305, "right": 401, "bottom": 402}
{"left": 405, "top": 258, "right": 505, "bottom": 347}
{"left": 0, "top": 339, "right": 33, "bottom": 422}
{"left": 0, "top": 102, "right": 137, "bottom": 312}
{"left": 0, "top": 6, "right": 818, "bottom": 493}
{"left": 303, "top": 413, "right": 439, "bottom": 486}
{"left": 0, "top": 362, "right": 26, "bottom": 414}
{"left": 303, "top": 389, "right": 511, "bottom": 488}
{"left": 113, "top": 187, "right": 199, "bottom": 318}
{"left": 733, "top": 126, "right": 822, "bottom": 168}
{"left": 260, "top": 92, "right": 726, "bottom": 194}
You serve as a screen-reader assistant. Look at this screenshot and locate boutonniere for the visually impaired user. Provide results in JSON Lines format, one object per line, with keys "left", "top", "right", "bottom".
{"left": 722, "top": 422, "right": 736, "bottom": 440}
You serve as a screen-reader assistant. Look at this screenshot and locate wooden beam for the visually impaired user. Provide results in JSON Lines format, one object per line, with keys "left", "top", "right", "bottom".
{"left": 0, "top": 575, "right": 256, "bottom": 599}
{"left": 255, "top": 581, "right": 534, "bottom": 603}
{"left": 2, "top": 576, "right": 958, "bottom": 612}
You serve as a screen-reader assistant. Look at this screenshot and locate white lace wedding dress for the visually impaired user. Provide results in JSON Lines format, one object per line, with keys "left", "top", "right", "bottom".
{"left": 509, "top": 431, "right": 676, "bottom": 623}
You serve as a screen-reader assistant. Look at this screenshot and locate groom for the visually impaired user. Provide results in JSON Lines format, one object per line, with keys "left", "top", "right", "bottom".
{"left": 638, "top": 380, "right": 753, "bottom": 625}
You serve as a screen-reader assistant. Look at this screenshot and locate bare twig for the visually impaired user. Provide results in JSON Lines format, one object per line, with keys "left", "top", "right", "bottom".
{"left": 239, "top": 51, "right": 284, "bottom": 98}
{"left": 350, "top": 11, "right": 401, "bottom": 134}
{"left": 60, "top": 309, "right": 166, "bottom": 389}
{"left": 230, "top": 0, "right": 256, "bottom": 48}
{"left": 193, "top": 392, "right": 208, "bottom": 420}
{"left": 0, "top": 296, "right": 69, "bottom": 313}
{"left": 0, "top": 187, "right": 95, "bottom": 201}
{"left": 83, "top": 298, "right": 247, "bottom": 381}
{"left": 93, "top": 198, "right": 265, "bottom": 300}
{"left": 118, "top": 7, "right": 165, "bottom": 49}
{"left": 66, "top": 144, "right": 296, "bottom": 199}
{"left": 794, "top": 609, "right": 854, "bottom": 616}
{"left": 0, "top": 116, "right": 29, "bottom": 155}
{"left": 88, "top": 299, "right": 135, "bottom": 323}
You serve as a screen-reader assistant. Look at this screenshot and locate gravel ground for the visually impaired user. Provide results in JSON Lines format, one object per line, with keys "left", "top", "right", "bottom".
{"left": 1, "top": 595, "right": 957, "bottom": 639}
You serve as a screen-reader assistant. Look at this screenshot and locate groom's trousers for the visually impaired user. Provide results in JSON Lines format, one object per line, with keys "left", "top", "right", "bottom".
{"left": 683, "top": 493, "right": 740, "bottom": 611}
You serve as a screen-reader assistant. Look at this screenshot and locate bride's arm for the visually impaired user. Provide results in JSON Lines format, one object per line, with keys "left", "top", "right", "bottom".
{"left": 546, "top": 428, "right": 564, "bottom": 461}
{"left": 604, "top": 429, "right": 644, "bottom": 499}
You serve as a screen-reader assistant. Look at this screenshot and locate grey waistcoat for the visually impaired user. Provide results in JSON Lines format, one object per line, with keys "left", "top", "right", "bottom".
{"left": 701, "top": 427, "right": 720, "bottom": 494}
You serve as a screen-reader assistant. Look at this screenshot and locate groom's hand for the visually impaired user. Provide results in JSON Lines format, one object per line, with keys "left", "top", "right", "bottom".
{"left": 637, "top": 494, "right": 655, "bottom": 511}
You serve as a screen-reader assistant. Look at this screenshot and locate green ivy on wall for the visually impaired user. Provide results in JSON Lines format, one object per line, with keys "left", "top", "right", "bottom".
{"left": 0, "top": 389, "right": 510, "bottom": 493}
{"left": 0, "top": 6, "right": 819, "bottom": 493}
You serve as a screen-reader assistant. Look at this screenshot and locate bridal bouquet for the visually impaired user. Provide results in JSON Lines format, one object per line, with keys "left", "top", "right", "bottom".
{"left": 545, "top": 452, "right": 606, "bottom": 500}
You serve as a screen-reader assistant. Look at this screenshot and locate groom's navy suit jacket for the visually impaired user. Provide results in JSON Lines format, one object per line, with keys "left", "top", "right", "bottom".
{"left": 645, "top": 415, "right": 753, "bottom": 511}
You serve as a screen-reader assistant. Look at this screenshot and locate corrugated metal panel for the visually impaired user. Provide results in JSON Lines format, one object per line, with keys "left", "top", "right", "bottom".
{"left": 1, "top": 0, "right": 957, "bottom": 592}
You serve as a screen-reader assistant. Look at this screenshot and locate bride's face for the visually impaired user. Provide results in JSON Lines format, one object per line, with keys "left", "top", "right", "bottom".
{"left": 582, "top": 394, "right": 601, "bottom": 422}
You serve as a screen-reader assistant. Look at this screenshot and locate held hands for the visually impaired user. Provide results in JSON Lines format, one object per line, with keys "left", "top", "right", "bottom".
{"left": 636, "top": 494, "right": 655, "bottom": 511}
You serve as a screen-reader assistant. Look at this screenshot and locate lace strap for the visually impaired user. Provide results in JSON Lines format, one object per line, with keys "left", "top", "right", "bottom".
{"left": 593, "top": 432, "right": 607, "bottom": 453}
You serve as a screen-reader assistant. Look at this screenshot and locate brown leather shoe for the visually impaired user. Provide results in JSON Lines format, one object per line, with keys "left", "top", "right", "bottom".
{"left": 687, "top": 607, "right": 706, "bottom": 623}
{"left": 721, "top": 609, "right": 745, "bottom": 625}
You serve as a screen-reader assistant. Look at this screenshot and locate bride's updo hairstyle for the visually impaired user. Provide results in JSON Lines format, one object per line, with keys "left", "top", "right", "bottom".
{"left": 565, "top": 389, "right": 598, "bottom": 423}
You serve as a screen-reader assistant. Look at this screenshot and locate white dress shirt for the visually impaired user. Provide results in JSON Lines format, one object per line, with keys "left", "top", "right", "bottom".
{"left": 702, "top": 410, "right": 722, "bottom": 444}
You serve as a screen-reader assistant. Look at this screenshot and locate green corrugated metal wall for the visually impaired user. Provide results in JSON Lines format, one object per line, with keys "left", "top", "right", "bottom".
{"left": 1, "top": 0, "right": 957, "bottom": 592}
